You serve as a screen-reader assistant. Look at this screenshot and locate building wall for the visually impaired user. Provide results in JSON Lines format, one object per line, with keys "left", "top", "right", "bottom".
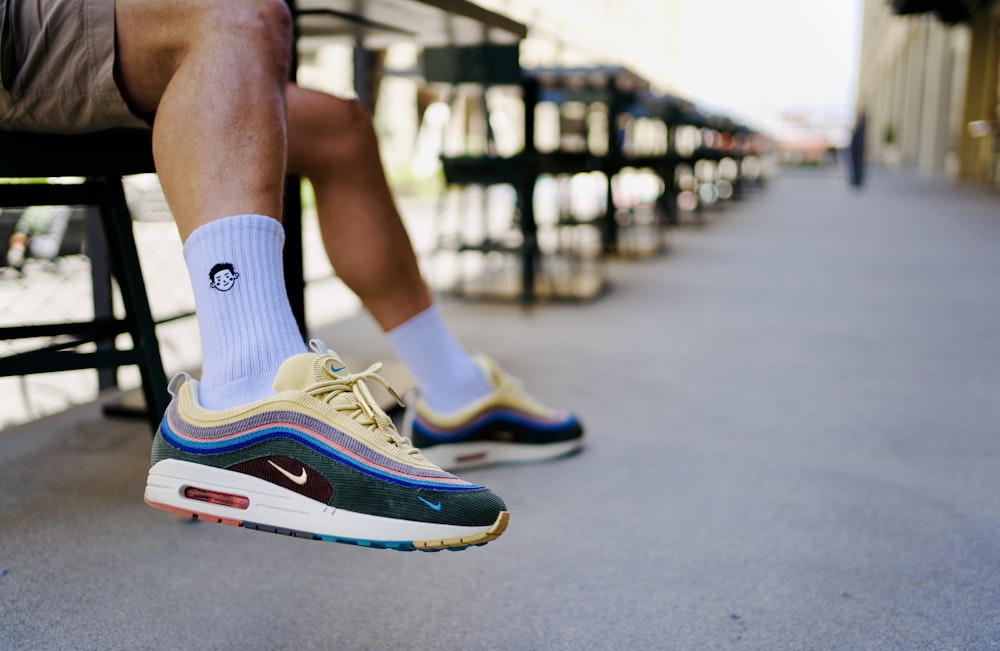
{"left": 957, "top": 1, "right": 1000, "bottom": 185}
{"left": 856, "top": 1, "right": 971, "bottom": 175}
{"left": 857, "top": 0, "right": 1000, "bottom": 187}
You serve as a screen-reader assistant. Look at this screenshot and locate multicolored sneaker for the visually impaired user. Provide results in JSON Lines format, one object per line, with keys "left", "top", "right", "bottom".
{"left": 144, "top": 341, "right": 509, "bottom": 551}
{"left": 401, "top": 355, "right": 584, "bottom": 471}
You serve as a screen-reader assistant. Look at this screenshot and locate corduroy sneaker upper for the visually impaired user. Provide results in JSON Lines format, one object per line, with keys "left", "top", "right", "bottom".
{"left": 401, "top": 355, "right": 584, "bottom": 471}
{"left": 144, "top": 341, "right": 508, "bottom": 551}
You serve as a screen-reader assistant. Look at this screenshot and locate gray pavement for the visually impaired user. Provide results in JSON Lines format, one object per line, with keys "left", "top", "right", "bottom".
{"left": 2, "top": 166, "right": 1000, "bottom": 650}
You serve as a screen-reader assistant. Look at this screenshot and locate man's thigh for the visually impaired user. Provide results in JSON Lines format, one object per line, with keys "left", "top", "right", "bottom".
{"left": 0, "top": 0, "right": 149, "bottom": 133}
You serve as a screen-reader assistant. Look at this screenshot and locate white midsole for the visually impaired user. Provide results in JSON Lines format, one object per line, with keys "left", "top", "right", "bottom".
{"left": 145, "top": 458, "right": 491, "bottom": 542}
{"left": 419, "top": 438, "right": 583, "bottom": 470}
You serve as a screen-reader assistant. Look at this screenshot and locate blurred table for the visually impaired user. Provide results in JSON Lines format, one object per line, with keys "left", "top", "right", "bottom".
{"left": 294, "top": 0, "right": 526, "bottom": 46}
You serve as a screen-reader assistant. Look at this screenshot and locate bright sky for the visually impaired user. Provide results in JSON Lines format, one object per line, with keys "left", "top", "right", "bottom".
{"left": 676, "top": 0, "right": 863, "bottom": 129}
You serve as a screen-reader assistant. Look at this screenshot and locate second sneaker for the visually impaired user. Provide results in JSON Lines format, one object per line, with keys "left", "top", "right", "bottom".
{"left": 402, "top": 355, "right": 584, "bottom": 471}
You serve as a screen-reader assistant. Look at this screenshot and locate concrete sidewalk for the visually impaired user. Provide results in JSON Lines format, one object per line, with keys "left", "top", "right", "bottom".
{"left": 2, "top": 167, "right": 999, "bottom": 650}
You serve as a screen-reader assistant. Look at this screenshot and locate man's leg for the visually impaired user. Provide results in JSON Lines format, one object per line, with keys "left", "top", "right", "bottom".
{"left": 286, "top": 86, "right": 492, "bottom": 412}
{"left": 111, "top": 0, "right": 507, "bottom": 548}
{"left": 285, "top": 86, "right": 428, "bottom": 330}
{"left": 115, "top": 0, "right": 290, "bottom": 238}
{"left": 116, "top": 0, "right": 306, "bottom": 409}
{"left": 286, "top": 86, "right": 583, "bottom": 470}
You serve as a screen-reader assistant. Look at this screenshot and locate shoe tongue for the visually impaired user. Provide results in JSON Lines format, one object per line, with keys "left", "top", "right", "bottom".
{"left": 272, "top": 352, "right": 347, "bottom": 393}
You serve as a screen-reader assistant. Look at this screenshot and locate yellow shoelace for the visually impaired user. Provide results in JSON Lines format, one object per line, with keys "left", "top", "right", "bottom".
{"left": 306, "top": 342, "right": 418, "bottom": 456}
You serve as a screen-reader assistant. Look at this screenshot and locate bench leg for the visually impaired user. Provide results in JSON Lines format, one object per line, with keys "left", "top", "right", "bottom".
{"left": 97, "top": 177, "right": 170, "bottom": 432}
{"left": 86, "top": 205, "right": 119, "bottom": 392}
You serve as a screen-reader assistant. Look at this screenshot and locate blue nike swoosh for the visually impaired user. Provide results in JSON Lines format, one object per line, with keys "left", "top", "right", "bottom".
{"left": 329, "top": 365, "right": 345, "bottom": 372}
{"left": 417, "top": 496, "right": 443, "bottom": 512}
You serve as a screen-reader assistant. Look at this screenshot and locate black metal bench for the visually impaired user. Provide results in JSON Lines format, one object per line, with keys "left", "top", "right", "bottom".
{"left": 0, "top": 129, "right": 169, "bottom": 431}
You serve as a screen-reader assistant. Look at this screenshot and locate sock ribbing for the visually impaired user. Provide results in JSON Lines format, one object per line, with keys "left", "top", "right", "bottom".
{"left": 385, "top": 305, "right": 491, "bottom": 413}
{"left": 183, "top": 214, "right": 306, "bottom": 409}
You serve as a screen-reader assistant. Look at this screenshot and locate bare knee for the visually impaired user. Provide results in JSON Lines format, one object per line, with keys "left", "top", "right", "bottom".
{"left": 208, "top": 0, "right": 293, "bottom": 69}
{"left": 336, "top": 97, "right": 376, "bottom": 134}
{"left": 310, "top": 96, "right": 376, "bottom": 157}
{"left": 288, "top": 92, "right": 380, "bottom": 177}
{"left": 332, "top": 99, "right": 379, "bottom": 158}
{"left": 116, "top": 0, "right": 293, "bottom": 112}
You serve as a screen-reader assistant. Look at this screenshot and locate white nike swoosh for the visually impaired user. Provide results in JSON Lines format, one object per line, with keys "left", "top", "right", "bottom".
{"left": 267, "top": 459, "right": 308, "bottom": 485}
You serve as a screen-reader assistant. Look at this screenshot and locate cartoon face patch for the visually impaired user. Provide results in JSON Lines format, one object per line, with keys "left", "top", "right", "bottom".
{"left": 209, "top": 262, "right": 239, "bottom": 292}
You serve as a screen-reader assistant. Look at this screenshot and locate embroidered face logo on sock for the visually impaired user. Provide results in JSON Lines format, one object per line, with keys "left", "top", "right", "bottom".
{"left": 209, "top": 262, "right": 240, "bottom": 292}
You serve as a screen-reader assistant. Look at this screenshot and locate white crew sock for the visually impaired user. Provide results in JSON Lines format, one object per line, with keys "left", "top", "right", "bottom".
{"left": 385, "top": 305, "right": 492, "bottom": 413}
{"left": 183, "top": 214, "right": 307, "bottom": 409}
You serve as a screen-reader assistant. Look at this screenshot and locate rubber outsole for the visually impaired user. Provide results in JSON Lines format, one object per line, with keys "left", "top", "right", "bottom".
{"left": 144, "top": 459, "right": 508, "bottom": 551}
{"left": 417, "top": 437, "right": 584, "bottom": 471}
{"left": 146, "top": 499, "right": 509, "bottom": 551}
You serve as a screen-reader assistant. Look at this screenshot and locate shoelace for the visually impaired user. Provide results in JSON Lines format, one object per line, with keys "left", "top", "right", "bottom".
{"left": 306, "top": 341, "right": 418, "bottom": 455}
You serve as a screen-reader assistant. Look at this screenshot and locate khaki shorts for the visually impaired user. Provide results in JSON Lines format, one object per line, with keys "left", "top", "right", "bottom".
{"left": 0, "top": 0, "right": 149, "bottom": 132}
